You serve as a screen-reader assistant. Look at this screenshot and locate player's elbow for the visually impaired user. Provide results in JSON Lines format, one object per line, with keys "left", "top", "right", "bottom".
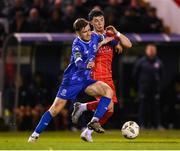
{"left": 75, "top": 59, "right": 86, "bottom": 69}
{"left": 128, "top": 42, "right": 132, "bottom": 48}
{"left": 124, "top": 41, "right": 132, "bottom": 49}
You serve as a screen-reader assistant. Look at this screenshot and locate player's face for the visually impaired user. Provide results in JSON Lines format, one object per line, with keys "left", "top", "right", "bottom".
{"left": 91, "top": 15, "right": 105, "bottom": 33}
{"left": 145, "top": 45, "right": 157, "bottom": 59}
{"left": 78, "top": 24, "right": 92, "bottom": 42}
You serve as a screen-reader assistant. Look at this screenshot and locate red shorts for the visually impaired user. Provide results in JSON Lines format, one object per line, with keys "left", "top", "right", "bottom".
{"left": 95, "top": 78, "right": 118, "bottom": 103}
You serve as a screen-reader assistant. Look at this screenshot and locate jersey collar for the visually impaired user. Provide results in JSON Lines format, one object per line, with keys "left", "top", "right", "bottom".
{"left": 77, "top": 36, "right": 91, "bottom": 44}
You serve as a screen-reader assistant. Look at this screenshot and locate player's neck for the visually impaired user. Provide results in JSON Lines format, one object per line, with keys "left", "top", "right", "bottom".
{"left": 94, "top": 29, "right": 105, "bottom": 35}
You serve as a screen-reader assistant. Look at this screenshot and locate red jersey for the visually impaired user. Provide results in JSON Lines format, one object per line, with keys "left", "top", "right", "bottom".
{"left": 91, "top": 32, "right": 118, "bottom": 103}
{"left": 91, "top": 44, "right": 113, "bottom": 80}
{"left": 91, "top": 43, "right": 118, "bottom": 103}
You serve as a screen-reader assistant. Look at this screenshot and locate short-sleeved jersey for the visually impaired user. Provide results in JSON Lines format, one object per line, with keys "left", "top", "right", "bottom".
{"left": 91, "top": 33, "right": 118, "bottom": 80}
{"left": 61, "top": 33, "right": 102, "bottom": 85}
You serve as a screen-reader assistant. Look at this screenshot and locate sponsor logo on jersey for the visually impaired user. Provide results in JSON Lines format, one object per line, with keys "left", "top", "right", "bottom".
{"left": 98, "top": 45, "right": 112, "bottom": 53}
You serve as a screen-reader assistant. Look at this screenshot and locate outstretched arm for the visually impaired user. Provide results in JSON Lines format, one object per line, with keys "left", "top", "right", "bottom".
{"left": 98, "top": 36, "right": 114, "bottom": 49}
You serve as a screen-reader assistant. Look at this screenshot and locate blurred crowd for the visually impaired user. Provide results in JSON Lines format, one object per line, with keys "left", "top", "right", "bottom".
{"left": 3, "top": 72, "right": 73, "bottom": 131}
{"left": 2, "top": 45, "right": 180, "bottom": 131}
{"left": 0, "top": 0, "right": 166, "bottom": 35}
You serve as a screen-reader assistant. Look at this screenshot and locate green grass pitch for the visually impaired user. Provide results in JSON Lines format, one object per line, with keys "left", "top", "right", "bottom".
{"left": 0, "top": 130, "right": 180, "bottom": 150}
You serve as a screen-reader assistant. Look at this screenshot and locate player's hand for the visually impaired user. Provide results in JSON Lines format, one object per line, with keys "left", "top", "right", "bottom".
{"left": 115, "top": 44, "right": 123, "bottom": 54}
{"left": 106, "top": 25, "right": 118, "bottom": 35}
{"left": 106, "top": 30, "right": 115, "bottom": 37}
{"left": 87, "top": 61, "right": 95, "bottom": 69}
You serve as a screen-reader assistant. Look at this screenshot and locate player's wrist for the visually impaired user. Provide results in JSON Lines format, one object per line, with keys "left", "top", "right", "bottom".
{"left": 116, "top": 32, "right": 121, "bottom": 37}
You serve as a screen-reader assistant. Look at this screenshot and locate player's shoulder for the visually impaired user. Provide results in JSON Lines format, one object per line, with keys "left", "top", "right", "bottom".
{"left": 72, "top": 37, "right": 88, "bottom": 53}
{"left": 73, "top": 37, "right": 80, "bottom": 45}
{"left": 91, "top": 31, "right": 98, "bottom": 39}
{"left": 72, "top": 37, "right": 83, "bottom": 48}
{"left": 72, "top": 38, "right": 81, "bottom": 52}
{"left": 91, "top": 31, "right": 104, "bottom": 40}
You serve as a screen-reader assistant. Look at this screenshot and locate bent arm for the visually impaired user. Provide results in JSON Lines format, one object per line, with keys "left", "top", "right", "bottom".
{"left": 117, "top": 33, "right": 132, "bottom": 49}
{"left": 72, "top": 45, "right": 87, "bottom": 69}
{"left": 73, "top": 45, "right": 95, "bottom": 70}
{"left": 75, "top": 57, "right": 87, "bottom": 69}
{"left": 75, "top": 57, "right": 95, "bottom": 69}
{"left": 106, "top": 25, "right": 132, "bottom": 48}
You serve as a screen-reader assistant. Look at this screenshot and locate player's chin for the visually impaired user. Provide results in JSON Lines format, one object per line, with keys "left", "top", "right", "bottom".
{"left": 85, "top": 37, "right": 91, "bottom": 41}
{"left": 98, "top": 27, "right": 104, "bottom": 31}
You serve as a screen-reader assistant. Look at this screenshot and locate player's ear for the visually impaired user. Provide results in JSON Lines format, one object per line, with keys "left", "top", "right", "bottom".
{"left": 90, "top": 21, "right": 93, "bottom": 25}
{"left": 75, "top": 31, "right": 79, "bottom": 35}
{"left": 76, "top": 31, "right": 81, "bottom": 37}
{"left": 89, "top": 20, "right": 94, "bottom": 27}
{"left": 89, "top": 22, "right": 93, "bottom": 30}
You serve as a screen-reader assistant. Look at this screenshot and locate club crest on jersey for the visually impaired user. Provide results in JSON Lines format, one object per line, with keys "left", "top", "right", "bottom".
{"left": 60, "top": 89, "right": 67, "bottom": 96}
{"left": 154, "top": 62, "right": 160, "bottom": 68}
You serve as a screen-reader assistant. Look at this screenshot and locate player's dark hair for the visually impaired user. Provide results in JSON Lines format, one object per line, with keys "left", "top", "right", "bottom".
{"left": 88, "top": 8, "right": 104, "bottom": 21}
{"left": 73, "top": 18, "right": 89, "bottom": 32}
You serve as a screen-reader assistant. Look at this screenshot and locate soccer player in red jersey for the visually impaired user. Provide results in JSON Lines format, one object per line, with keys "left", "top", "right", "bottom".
{"left": 71, "top": 9, "right": 132, "bottom": 142}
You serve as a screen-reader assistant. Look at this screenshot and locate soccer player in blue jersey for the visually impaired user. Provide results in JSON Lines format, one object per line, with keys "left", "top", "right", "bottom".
{"left": 71, "top": 9, "right": 132, "bottom": 142}
{"left": 28, "top": 18, "right": 115, "bottom": 142}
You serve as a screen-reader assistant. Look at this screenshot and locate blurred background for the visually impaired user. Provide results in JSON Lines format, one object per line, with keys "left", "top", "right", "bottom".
{"left": 0, "top": 0, "right": 180, "bottom": 132}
